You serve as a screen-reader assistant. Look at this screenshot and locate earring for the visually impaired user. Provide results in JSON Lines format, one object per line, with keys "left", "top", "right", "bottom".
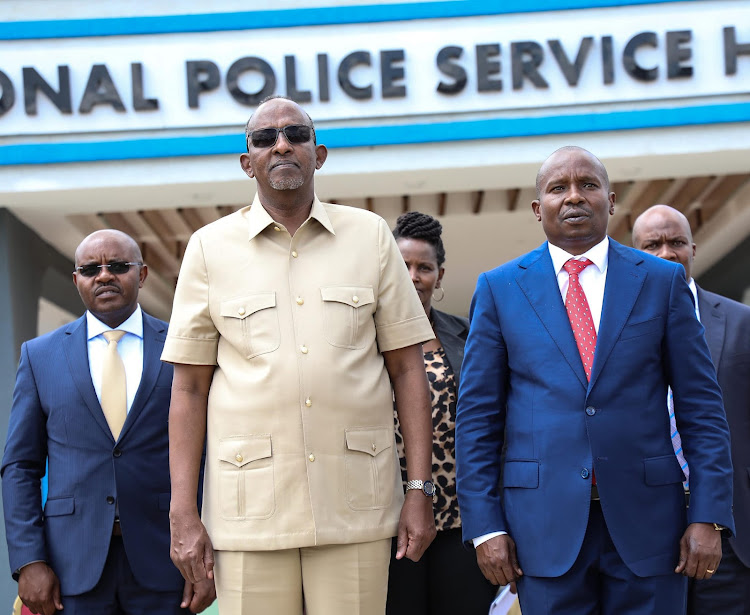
{"left": 432, "top": 287, "right": 445, "bottom": 302}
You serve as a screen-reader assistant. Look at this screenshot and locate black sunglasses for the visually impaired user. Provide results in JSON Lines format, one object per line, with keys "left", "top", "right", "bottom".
{"left": 74, "top": 262, "right": 142, "bottom": 277}
{"left": 248, "top": 124, "right": 312, "bottom": 149}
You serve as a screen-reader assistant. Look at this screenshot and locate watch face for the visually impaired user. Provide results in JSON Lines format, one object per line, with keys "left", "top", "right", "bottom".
{"left": 423, "top": 481, "right": 436, "bottom": 497}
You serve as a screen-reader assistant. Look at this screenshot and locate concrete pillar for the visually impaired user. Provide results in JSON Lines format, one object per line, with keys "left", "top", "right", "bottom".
{"left": 0, "top": 208, "right": 80, "bottom": 606}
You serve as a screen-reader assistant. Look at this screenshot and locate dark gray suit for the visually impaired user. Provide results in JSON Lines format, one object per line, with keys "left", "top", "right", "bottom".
{"left": 689, "top": 288, "right": 750, "bottom": 614}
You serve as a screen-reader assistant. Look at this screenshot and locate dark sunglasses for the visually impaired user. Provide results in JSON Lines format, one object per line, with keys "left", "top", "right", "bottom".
{"left": 248, "top": 124, "right": 312, "bottom": 149}
{"left": 74, "top": 262, "right": 142, "bottom": 277}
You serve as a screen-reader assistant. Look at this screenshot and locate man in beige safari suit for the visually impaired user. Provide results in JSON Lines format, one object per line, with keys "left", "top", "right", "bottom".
{"left": 163, "top": 96, "right": 436, "bottom": 615}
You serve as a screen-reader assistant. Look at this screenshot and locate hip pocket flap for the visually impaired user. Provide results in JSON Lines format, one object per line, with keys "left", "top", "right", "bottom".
{"left": 321, "top": 286, "right": 375, "bottom": 309}
{"left": 44, "top": 496, "right": 75, "bottom": 517}
{"left": 220, "top": 293, "right": 276, "bottom": 320}
{"left": 219, "top": 435, "right": 273, "bottom": 468}
{"left": 503, "top": 460, "right": 540, "bottom": 488}
{"left": 345, "top": 427, "right": 393, "bottom": 457}
{"left": 644, "top": 454, "right": 685, "bottom": 486}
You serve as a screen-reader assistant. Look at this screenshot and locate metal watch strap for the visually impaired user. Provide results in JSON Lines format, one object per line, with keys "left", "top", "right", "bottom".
{"left": 405, "top": 480, "right": 425, "bottom": 492}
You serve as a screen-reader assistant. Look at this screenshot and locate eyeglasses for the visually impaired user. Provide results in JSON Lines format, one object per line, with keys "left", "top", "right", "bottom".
{"left": 247, "top": 124, "right": 312, "bottom": 149}
{"left": 74, "top": 262, "right": 142, "bottom": 277}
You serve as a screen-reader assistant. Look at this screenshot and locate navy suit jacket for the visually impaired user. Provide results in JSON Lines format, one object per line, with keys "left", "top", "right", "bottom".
{"left": 1, "top": 311, "right": 183, "bottom": 595}
{"left": 456, "top": 240, "right": 734, "bottom": 579}
{"left": 698, "top": 287, "right": 750, "bottom": 567}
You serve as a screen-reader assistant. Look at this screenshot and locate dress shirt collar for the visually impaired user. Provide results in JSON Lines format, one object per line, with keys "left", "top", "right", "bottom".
{"left": 548, "top": 236, "right": 610, "bottom": 276}
{"left": 246, "top": 193, "right": 335, "bottom": 241}
{"left": 86, "top": 305, "right": 143, "bottom": 341}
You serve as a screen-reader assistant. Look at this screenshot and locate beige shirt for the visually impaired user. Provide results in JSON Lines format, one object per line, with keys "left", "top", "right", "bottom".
{"left": 162, "top": 195, "right": 433, "bottom": 551}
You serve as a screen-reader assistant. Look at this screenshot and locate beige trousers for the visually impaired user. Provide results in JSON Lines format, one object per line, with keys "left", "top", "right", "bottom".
{"left": 214, "top": 538, "right": 391, "bottom": 615}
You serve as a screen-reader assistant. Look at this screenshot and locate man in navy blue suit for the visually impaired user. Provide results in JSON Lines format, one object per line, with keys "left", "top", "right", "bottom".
{"left": 2, "top": 230, "right": 214, "bottom": 615}
{"left": 456, "top": 147, "right": 734, "bottom": 615}
{"left": 633, "top": 204, "right": 750, "bottom": 615}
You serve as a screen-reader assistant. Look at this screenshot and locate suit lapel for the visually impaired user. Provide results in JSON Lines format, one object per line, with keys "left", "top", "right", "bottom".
{"left": 698, "top": 287, "right": 725, "bottom": 370}
{"left": 119, "top": 312, "right": 165, "bottom": 441}
{"left": 63, "top": 315, "right": 114, "bottom": 441}
{"left": 589, "top": 241, "right": 646, "bottom": 391}
{"left": 516, "top": 244, "right": 588, "bottom": 389}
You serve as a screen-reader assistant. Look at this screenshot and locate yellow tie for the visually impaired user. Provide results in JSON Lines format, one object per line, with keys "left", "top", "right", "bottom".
{"left": 101, "top": 330, "right": 127, "bottom": 440}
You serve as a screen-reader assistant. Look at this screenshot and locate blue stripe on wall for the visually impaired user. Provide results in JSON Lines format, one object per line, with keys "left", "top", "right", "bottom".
{"left": 0, "top": 0, "right": 702, "bottom": 40}
{"left": 2, "top": 101, "right": 748, "bottom": 166}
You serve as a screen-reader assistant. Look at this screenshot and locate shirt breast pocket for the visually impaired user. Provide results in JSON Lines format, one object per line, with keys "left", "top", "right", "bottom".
{"left": 320, "top": 286, "right": 375, "bottom": 349}
{"left": 220, "top": 292, "right": 280, "bottom": 359}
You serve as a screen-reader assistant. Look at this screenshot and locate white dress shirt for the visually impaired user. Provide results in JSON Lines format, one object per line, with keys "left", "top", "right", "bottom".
{"left": 473, "top": 238, "right": 611, "bottom": 548}
{"left": 548, "top": 236, "right": 610, "bottom": 333}
{"left": 86, "top": 305, "right": 144, "bottom": 414}
{"left": 688, "top": 278, "right": 700, "bottom": 321}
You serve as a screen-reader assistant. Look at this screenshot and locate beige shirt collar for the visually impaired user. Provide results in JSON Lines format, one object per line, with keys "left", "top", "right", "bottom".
{"left": 246, "top": 193, "right": 336, "bottom": 241}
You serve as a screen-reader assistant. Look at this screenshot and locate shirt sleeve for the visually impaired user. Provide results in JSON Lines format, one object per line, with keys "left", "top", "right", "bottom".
{"left": 373, "top": 218, "right": 434, "bottom": 352}
{"left": 161, "top": 232, "right": 220, "bottom": 366}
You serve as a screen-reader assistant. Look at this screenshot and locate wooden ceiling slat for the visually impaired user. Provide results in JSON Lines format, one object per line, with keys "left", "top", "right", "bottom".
{"left": 437, "top": 193, "right": 447, "bottom": 217}
{"left": 177, "top": 208, "right": 206, "bottom": 233}
{"left": 68, "top": 214, "right": 107, "bottom": 236}
{"left": 670, "top": 176, "right": 716, "bottom": 212}
{"left": 613, "top": 180, "right": 649, "bottom": 214}
{"left": 98, "top": 212, "right": 142, "bottom": 239}
{"left": 139, "top": 210, "right": 178, "bottom": 246}
{"left": 700, "top": 174, "right": 750, "bottom": 219}
{"left": 609, "top": 212, "right": 633, "bottom": 245}
{"left": 472, "top": 190, "right": 484, "bottom": 215}
{"left": 611, "top": 181, "right": 633, "bottom": 203}
{"left": 506, "top": 188, "right": 520, "bottom": 212}
{"left": 629, "top": 179, "right": 675, "bottom": 219}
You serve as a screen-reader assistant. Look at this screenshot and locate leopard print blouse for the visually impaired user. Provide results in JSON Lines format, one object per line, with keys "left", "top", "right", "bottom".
{"left": 394, "top": 346, "right": 460, "bottom": 532}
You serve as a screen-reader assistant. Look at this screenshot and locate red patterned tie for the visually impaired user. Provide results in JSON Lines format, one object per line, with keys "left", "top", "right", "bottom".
{"left": 563, "top": 258, "right": 597, "bottom": 382}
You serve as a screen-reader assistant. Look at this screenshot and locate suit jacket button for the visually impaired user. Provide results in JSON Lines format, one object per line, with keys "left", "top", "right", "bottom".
{"left": 585, "top": 406, "right": 596, "bottom": 416}
{"left": 106, "top": 496, "right": 115, "bottom": 504}
{"left": 113, "top": 449, "right": 122, "bottom": 458}
{"left": 580, "top": 468, "right": 590, "bottom": 479}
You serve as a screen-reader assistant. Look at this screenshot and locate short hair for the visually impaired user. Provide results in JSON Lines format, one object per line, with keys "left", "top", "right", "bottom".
{"left": 244, "top": 95, "right": 317, "bottom": 151}
{"left": 535, "top": 146, "right": 610, "bottom": 197}
{"left": 392, "top": 211, "right": 446, "bottom": 267}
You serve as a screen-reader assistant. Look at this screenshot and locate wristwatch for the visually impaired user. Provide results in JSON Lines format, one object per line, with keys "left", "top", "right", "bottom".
{"left": 406, "top": 479, "right": 437, "bottom": 498}
{"left": 713, "top": 523, "right": 727, "bottom": 532}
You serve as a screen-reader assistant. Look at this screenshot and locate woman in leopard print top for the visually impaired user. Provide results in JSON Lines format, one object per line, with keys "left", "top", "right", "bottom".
{"left": 387, "top": 212, "right": 497, "bottom": 615}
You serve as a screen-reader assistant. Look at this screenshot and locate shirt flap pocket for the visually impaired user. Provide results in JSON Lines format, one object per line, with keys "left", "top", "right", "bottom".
{"left": 321, "top": 286, "right": 375, "bottom": 309}
{"left": 220, "top": 293, "right": 276, "bottom": 320}
{"left": 503, "top": 460, "right": 540, "bottom": 488}
{"left": 218, "top": 435, "right": 273, "bottom": 468}
{"left": 44, "top": 496, "right": 75, "bottom": 517}
{"left": 345, "top": 427, "right": 393, "bottom": 457}
{"left": 644, "top": 454, "right": 685, "bottom": 486}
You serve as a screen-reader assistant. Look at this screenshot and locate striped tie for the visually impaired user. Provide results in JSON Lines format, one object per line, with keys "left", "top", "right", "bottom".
{"left": 668, "top": 388, "right": 689, "bottom": 489}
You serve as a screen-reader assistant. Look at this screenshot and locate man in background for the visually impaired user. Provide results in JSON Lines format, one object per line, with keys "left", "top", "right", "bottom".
{"left": 2, "top": 229, "right": 213, "bottom": 615}
{"left": 633, "top": 204, "right": 750, "bottom": 614}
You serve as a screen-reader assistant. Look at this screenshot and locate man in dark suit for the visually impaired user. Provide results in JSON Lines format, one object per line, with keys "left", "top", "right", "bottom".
{"left": 1, "top": 230, "right": 214, "bottom": 615}
{"left": 456, "top": 146, "right": 734, "bottom": 615}
{"left": 633, "top": 204, "right": 750, "bottom": 614}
